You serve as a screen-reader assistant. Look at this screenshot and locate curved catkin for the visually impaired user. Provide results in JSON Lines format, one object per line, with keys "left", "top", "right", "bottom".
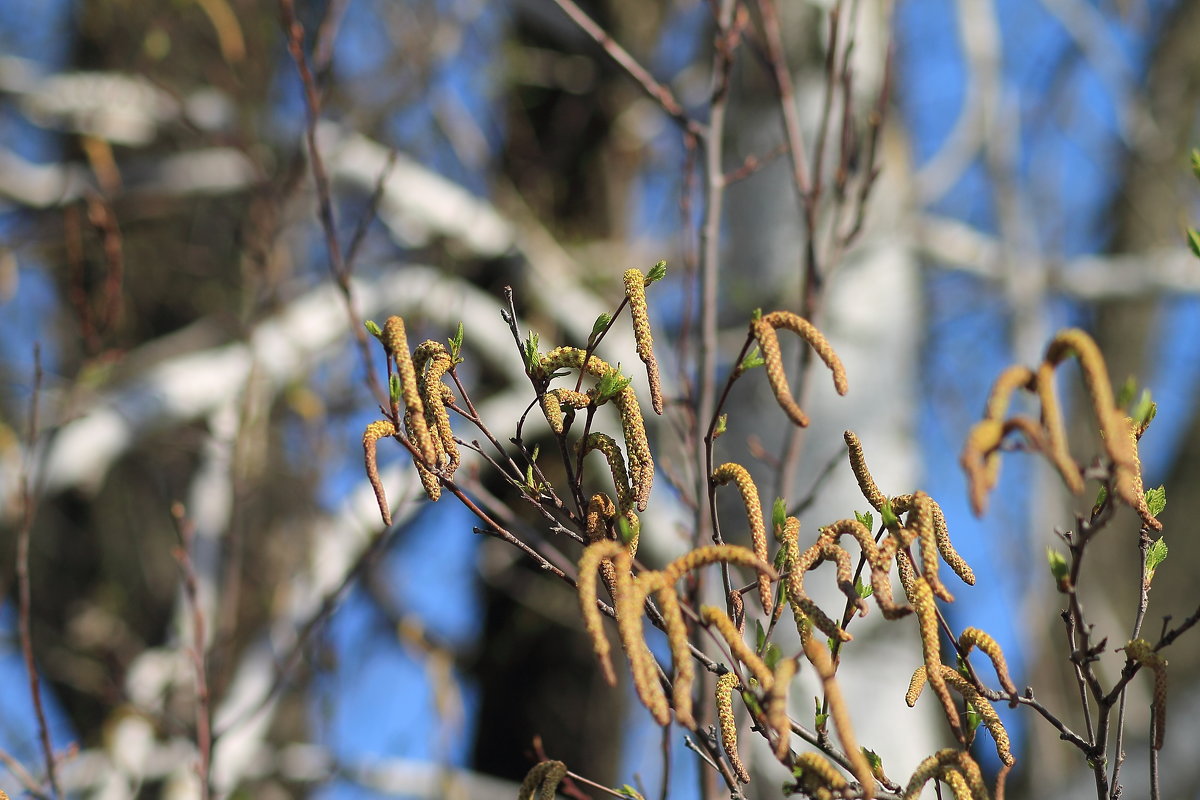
{"left": 844, "top": 430, "right": 888, "bottom": 510}
{"left": 712, "top": 462, "right": 774, "bottom": 614}
{"left": 663, "top": 544, "right": 777, "bottom": 584}
{"left": 904, "top": 750, "right": 986, "bottom": 800}
{"left": 542, "top": 346, "right": 653, "bottom": 510}
{"left": 905, "top": 666, "right": 927, "bottom": 707}
{"left": 960, "top": 627, "right": 1018, "bottom": 698}
{"left": 702, "top": 606, "right": 774, "bottom": 691}
{"left": 938, "top": 766, "right": 975, "bottom": 799}
{"left": 769, "top": 657, "right": 798, "bottom": 760}
{"left": 1116, "top": 415, "right": 1161, "bottom": 531}
{"left": 788, "top": 543, "right": 852, "bottom": 642}
{"left": 793, "top": 752, "right": 850, "bottom": 795}
{"left": 363, "top": 420, "right": 398, "bottom": 525}
{"left": 585, "top": 494, "right": 620, "bottom": 591}
{"left": 517, "top": 760, "right": 567, "bottom": 800}
{"left": 382, "top": 316, "right": 437, "bottom": 467}
{"left": 914, "top": 666, "right": 1013, "bottom": 766}
{"left": 752, "top": 312, "right": 848, "bottom": 427}
{"left": 1033, "top": 362, "right": 1088, "bottom": 495}
{"left": 540, "top": 388, "right": 592, "bottom": 435}
{"left": 619, "top": 574, "right": 670, "bottom": 725}
{"left": 802, "top": 635, "right": 875, "bottom": 799}
{"left": 907, "top": 492, "right": 954, "bottom": 602}
{"left": 577, "top": 432, "right": 640, "bottom": 553}
{"left": 577, "top": 540, "right": 627, "bottom": 686}
{"left": 910, "top": 576, "right": 962, "bottom": 742}
{"left": 931, "top": 498, "right": 974, "bottom": 586}
{"left": 405, "top": 408, "right": 442, "bottom": 501}
{"left": 656, "top": 585, "right": 694, "bottom": 727}
{"left": 715, "top": 672, "right": 751, "bottom": 784}
{"left": 624, "top": 268, "right": 664, "bottom": 415}
{"left": 1125, "top": 638, "right": 1167, "bottom": 749}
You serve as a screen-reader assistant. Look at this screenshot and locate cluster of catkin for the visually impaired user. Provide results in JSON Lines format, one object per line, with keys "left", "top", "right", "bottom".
{"left": 960, "top": 328, "right": 1159, "bottom": 530}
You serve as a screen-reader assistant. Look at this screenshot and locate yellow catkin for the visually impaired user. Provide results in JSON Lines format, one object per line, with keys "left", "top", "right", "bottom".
{"left": 712, "top": 462, "right": 774, "bottom": 614}
{"left": 716, "top": 672, "right": 751, "bottom": 784}
{"left": 702, "top": 606, "right": 774, "bottom": 691}
{"left": 414, "top": 343, "right": 457, "bottom": 477}
{"left": 517, "top": 760, "right": 568, "bottom": 800}
{"left": 1125, "top": 638, "right": 1167, "bottom": 749}
{"left": 577, "top": 432, "right": 639, "bottom": 554}
{"left": 620, "top": 572, "right": 670, "bottom": 725}
{"left": 788, "top": 542, "right": 852, "bottom": 642}
{"left": 655, "top": 584, "right": 695, "bottom": 727}
{"left": 793, "top": 752, "right": 849, "bottom": 799}
{"left": 405, "top": 408, "right": 442, "bottom": 501}
{"left": 904, "top": 750, "right": 987, "bottom": 800}
{"left": 624, "top": 268, "right": 664, "bottom": 415}
{"left": 930, "top": 498, "right": 974, "bottom": 586}
{"left": 769, "top": 657, "right": 798, "bottom": 760}
{"left": 844, "top": 430, "right": 888, "bottom": 509}
{"left": 961, "top": 414, "right": 1045, "bottom": 517}
{"left": 382, "top": 316, "right": 437, "bottom": 467}
{"left": 585, "top": 494, "right": 620, "bottom": 594}
{"left": 802, "top": 635, "right": 875, "bottom": 799}
{"left": 752, "top": 311, "right": 848, "bottom": 428}
{"left": 938, "top": 765, "right": 975, "bottom": 799}
{"left": 910, "top": 576, "right": 963, "bottom": 743}
{"left": 960, "top": 627, "right": 1018, "bottom": 698}
{"left": 909, "top": 665, "right": 1013, "bottom": 766}
{"left": 663, "top": 544, "right": 777, "bottom": 585}
{"left": 363, "top": 420, "right": 397, "bottom": 526}
{"left": 540, "top": 387, "right": 592, "bottom": 435}
{"left": 542, "top": 346, "right": 653, "bottom": 511}
{"left": 906, "top": 492, "right": 954, "bottom": 602}
{"left": 578, "top": 540, "right": 628, "bottom": 687}
{"left": 1118, "top": 416, "right": 1161, "bottom": 531}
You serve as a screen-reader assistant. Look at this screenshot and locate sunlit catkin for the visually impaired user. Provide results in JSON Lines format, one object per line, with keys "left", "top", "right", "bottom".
{"left": 909, "top": 665, "right": 1013, "bottom": 766}
{"left": 802, "top": 634, "right": 875, "bottom": 799}
{"left": 793, "top": 752, "right": 850, "bottom": 797}
{"left": 382, "top": 316, "right": 437, "bottom": 467}
{"left": 655, "top": 583, "right": 694, "bottom": 727}
{"left": 844, "top": 430, "right": 887, "bottom": 509}
{"left": 910, "top": 575, "right": 962, "bottom": 742}
{"left": 712, "top": 463, "right": 773, "bottom": 613}
{"left": 362, "top": 420, "right": 397, "bottom": 525}
{"left": 701, "top": 606, "right": 774, "bottom": 691}
{"left": 960, "top": 626, "right": 1018, "bottom": 698}
{"left": 577, "top": 540, "right": 628, "bottom": 687}
{"left": 624, "top": 268, "right": 663, "bottom": 415}
{"left": 1125, "top": 638, "right": 1167, "bottom": 749}
{"left": 752, "top": 311, "right": 848, "bottom": 427}
{"left": 769, "top": 657, "right": 798, "bottom": 760}
{"left": 518, "top": 760, "right": 567, "bottom": 800}
{"left": 715, "top": 672, "right": 751, "bottom": 784}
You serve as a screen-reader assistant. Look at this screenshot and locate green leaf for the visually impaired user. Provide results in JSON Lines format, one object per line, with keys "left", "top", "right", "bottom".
{"left": 365, "top": 319, "right": 382, "bottom": 338}
{"left": 854, "top": 510, "right": 874, "bottom": 531}
{"left": 616, "top": 515, "right": 636, "bottom": 545}
{"left": 1146, "top": 537, "right": 1168, "bottom": 584}
{"left": 618, "top": 785, "right": 645, "bottom": 800}
{"left": 862, "top": 748, "right": 882, "bottom": 771}
{"left": 773, "top": 498, "right": 787, "bottom": 535}
{"left": 1116, "top": 376, "right": 1137, "bottom": 410}
{"left": 448, "top": 322, "right": 465, "bottom": 363}
{"left": 1192, "top": 148, "right": 1200, "bottom": 182}
{"left": 965, "top": 703, "right": 982, "bottom": 735}
{"left": 764, "top": 642, "right": 782, "bottom": 672}
{"left": 1047, "top": 547, "right": 1069, "bottom": 589}
{"left": 752, "top": 308, "right": 764, "bottom": 322}
{"left": 646, "top": 260, "right": 667, "bottom": 284}
{"left": 1145, "top": 485, "right": 1167, "bottom": 518}
{"left": 596, "top": 366, "right": 634, "bottom": 402}
{"left": 523, "top": 331, "right": 541, "bottom": 372}
{"left": 1092, "top": 486, "right": 1108, "bottom": 516}
{"left": 1132, "top": 389, "right": 1155, "bottom": 427}
{"left": 755, "top": 619, "right": 766, "bottom": 652}
{"left": 741, "top": 690, "right": 763, "bottom": 715}
{"left": 739, "top": 346, "right": 765, "bottom": 371}
{"left": 389, "top": 373, "right": 401, "bottom": 404}
{"left": 813, "top": 696, "right": 829, "bottom": 728}
{"left": 880, "top": 497, "right": 899, "bottom": 529}
{"left": 714, "top": 413, "right": 728, "bottom": 438}
{"left": 589, "top": 313, "right": 612, "bottom": 344}
{"left": 1188, "top": 227, "right": 1200, "bottom": 259}
{"left": 855, "top": 577, "right": 872, "bottom": 599}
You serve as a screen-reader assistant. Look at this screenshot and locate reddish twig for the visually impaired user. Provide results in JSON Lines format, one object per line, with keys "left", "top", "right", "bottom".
{"left": 170, "top": 502, "right": 212, "bottom": 800}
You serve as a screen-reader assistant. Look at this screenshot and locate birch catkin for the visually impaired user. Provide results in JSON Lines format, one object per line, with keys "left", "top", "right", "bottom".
{"left": 712, "top": 462, "right": 774, "bottom": 614}
{"left": 382, "top": 316, "right": 437, "bottom": 467}
{"left": 624, "top": 267, "right": 664, "bottom": 415}
{"left": 753, "top": 311, "right": 848, "bottom": 427}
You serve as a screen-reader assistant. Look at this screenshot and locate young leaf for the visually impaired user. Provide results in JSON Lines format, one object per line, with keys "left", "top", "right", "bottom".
{"left": 1092, "top": 486, "right": 1108, "bottom": 516}
{"left": 739, "top": 346, "right": 765, "bottom": 371}
{"left": 1145, "top": 485, "right": 1167, "bottom": 518}
{"left": 448, "top": 322, "right": 465, "bottom": 362}
{"left": 618, "top": 785, "right": 645, "bottom": 800}
{"left": 855, "top": 577, "right": 872, "bottom": 599}
{"left": 862, "top": 747, "right": 883, "bottom": 772}
{"left": 1192, "top": 149, "right": 1200, "bottom": 181}
{"left": 645, "top": 260, "right": 667, "bottom": 284}
{"left": 365, "top": 319, "right": 382, "bottom": 338}
{"left": 755, "top": 619, "right": 766, "bottom": 652}
{"left": 1146, "top": 537, "right": 1168, "bottom": 584}
{"left": 389, "top": 373, "right": 402, "bottom": 404}
{"left": 617, "top": 515, "right": 636, "bottom": 546}
{"left": 772, "top": 497, "right": 787, "bottom": 534}
{"left": 813, "top": 696, "right": 829, "bottom": 728}
{"left": 764, "top": 642, "right": 782, "bottom": 672}
{"left": 1047, "top": 547, "right": 1070, "bottom": 592}
{"left": 1188, "top": 227, "right": 1200, "bottom": 259}
{"left": 854, "top": 510, "right": 874, "bottom": 531}
{"left": 880, "top": 497, "right": 899, "bottom": 530}
{"left": 714, "top": 413, "right": 728, "bottom": 438}
{"left": 596, "top": 367, "right": 633, "bottom": 402}
{"left": 589, "top": 313, "right": 612, "bottom": 344}
{"left": 742, "top": 690, "right": 763, "bottom": 715}
{"left": 965, "top": 702, "right": 982, "bottom": 735}
{"left": 523, "top": 331, "right": 541, "bottom": 371}
{"left": 1116, "top": 376, "right": 1137, "bottom": 410}
{"left": 1132, "top": 389, "right": 1155, "bottom": 427}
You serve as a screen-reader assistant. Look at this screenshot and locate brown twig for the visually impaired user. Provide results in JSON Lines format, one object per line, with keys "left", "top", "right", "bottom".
{"left": 170, "top": 502, "right": 213, "bottom": 800}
